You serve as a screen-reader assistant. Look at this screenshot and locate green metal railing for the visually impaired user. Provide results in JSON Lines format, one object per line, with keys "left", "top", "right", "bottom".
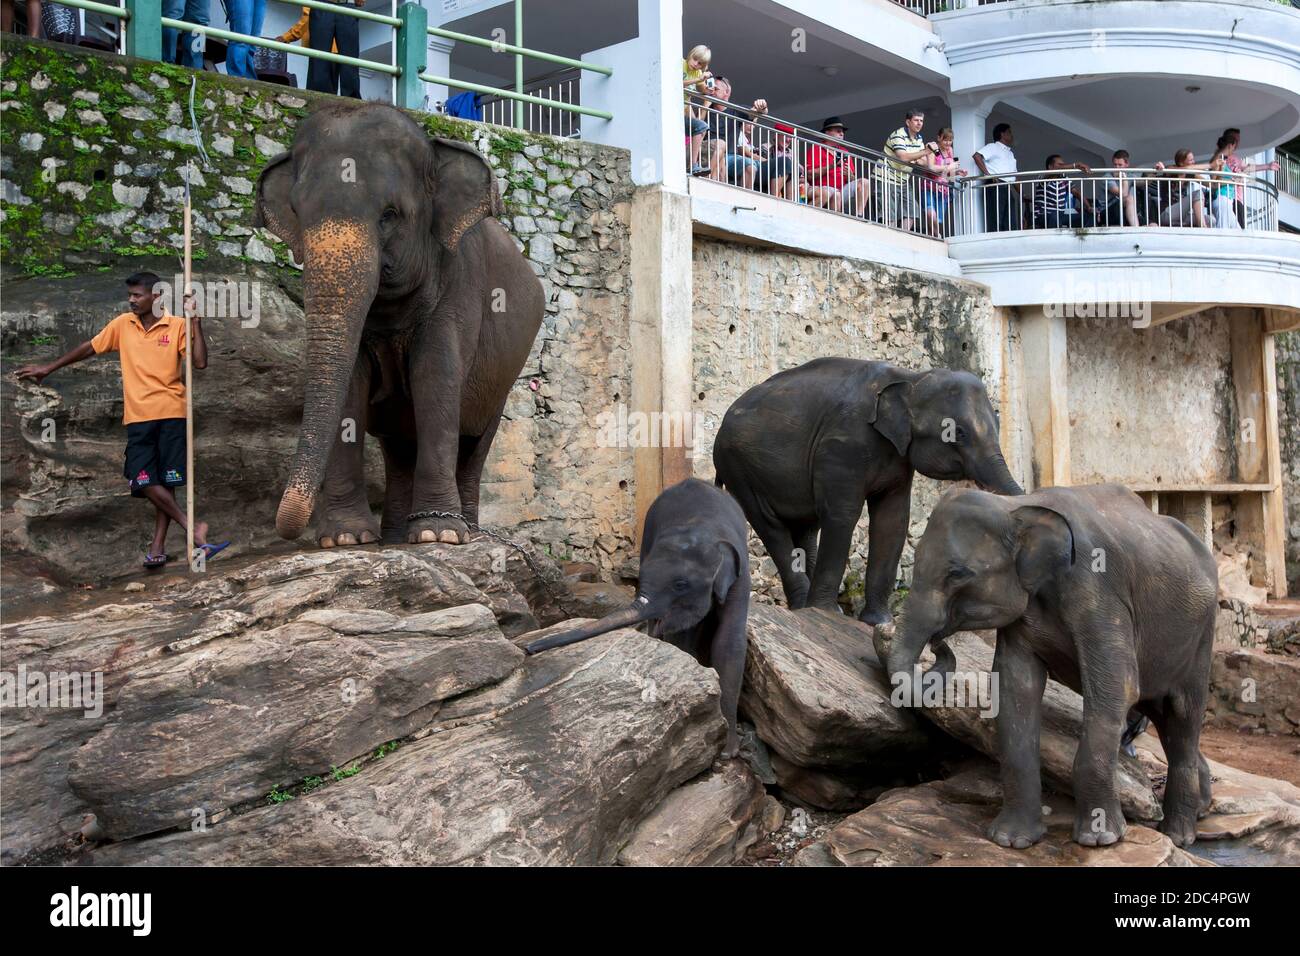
{"left": 46, "top": 0, "right": 610, "bottom": 129}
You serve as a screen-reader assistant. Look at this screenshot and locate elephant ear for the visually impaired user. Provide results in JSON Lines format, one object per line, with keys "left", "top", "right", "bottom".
{"left": 253, "top": 151, "right": 302, "bottom": 263}
{"left": 866, "top": 374, "right": 915, "bottom": 457}
{"left": 1011, "top": 505, "right": 1075, "bottom": 593}
{"left": 429, "top": 137, "right": 505, "bottom": 253}
{"left": 712, "top": 539, "right": 744, "bottom": 605}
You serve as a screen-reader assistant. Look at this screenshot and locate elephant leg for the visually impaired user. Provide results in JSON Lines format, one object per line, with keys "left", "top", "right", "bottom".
{"left": 317, "top": 359, "right": 380, "bottom": 548}
{"left": 806, "top": 501, "right": 864, "bottom": 612}
{"left": 406, "top": 346, "right": 469, "bottom": 545}
{"left": 379, "top": 435, "right": 417, "bottom": 544}
{"left": 794, "top": 524, "right": 818, "bottom": 599}
{"left": 988, "top": 631, "right": 1049, "bottom": 848}
{"left": 1071, "top": 624, "right": 1137, "bottom": 847}
{"left": 730, "top": 485, "right": 805, "bottom": 608}
{"left": 1156, "top": 681, "right": 1210, "bottom": 847}
{"left": 708, "top": 567, "right": 750, "bottom": 760}
{"left": 455, "top": 411, "right": 502, "bottom": 528}
{"left": 859, "top": 478, "right": 912, "bottom": 626}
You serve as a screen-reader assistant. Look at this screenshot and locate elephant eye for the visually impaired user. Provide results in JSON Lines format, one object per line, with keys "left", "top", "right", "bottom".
{"left": 380, "top": 207, "right": 399, "bottom": 225}
{"left": 946, "top": 565, "right": 974, "bottom": 583}
{"left": 672, "top": 578, "right": 691, "bottom": 594}
{"left": 954, "top": 426, "right": 968, "bottom": 443}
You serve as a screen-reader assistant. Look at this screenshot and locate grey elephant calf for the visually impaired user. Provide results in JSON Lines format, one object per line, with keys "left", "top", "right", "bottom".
{"left": 525, "top": 479, "right": 749, "bottom": 758}
{"left": 875, "top": 484, "right": 1217, "bottom": 849}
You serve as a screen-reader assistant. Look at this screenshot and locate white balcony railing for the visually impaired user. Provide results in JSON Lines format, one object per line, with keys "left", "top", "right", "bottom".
{"left": 948, "top": 168, "right": 1279, "bottom": 235}
{"left": 1277, "top": 148, "right": 1300, "bottom": 199}
{"left": 480, "top": 69, "right": 583, "bottom": 138}
{"left": 686, "top": 96, "right": 955, "bottom": 240}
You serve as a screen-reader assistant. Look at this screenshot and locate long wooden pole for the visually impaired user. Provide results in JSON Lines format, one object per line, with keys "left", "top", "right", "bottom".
{"left": 184, "top": 161, "right": 196, "bottom": 571}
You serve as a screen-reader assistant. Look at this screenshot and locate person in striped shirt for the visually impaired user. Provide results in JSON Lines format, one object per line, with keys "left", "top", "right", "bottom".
{"left": 1032, "top": 153, "right": 1092, "bottom": 229}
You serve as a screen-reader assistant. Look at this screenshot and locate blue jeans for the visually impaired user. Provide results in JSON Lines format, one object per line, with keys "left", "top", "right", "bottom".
{"left": 162, "top": 0, "right": 209, "bottom": 70}
{"left": 224, "top": 0, "right": 266, "bottom": 78}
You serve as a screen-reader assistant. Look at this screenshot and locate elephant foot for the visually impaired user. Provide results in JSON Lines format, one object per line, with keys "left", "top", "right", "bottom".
{"left": 857, "top": 606, "right": 893, "bottom": 627}
{"left": 408, "top": 513, "right": 470, "bottom": 545}
{"left": 318, "top": 511, "right": 381, "bottom": 549}
{"left": 720, "top": 729, "right": 740, "bottom": 761}
{"left": 1073, "top": 803, "right": 1127, "bottom": 847}
{"left": 1158, "top": 813, "right": 1198, "bottom": 848}
{"left": 988, "top": 809, "right": 1046, "bottom": 849}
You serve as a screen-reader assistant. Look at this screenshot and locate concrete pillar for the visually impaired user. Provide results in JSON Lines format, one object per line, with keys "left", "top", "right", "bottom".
{"left": 1229, "top": 309, "right": 1288, "bottom": 597}
{"left": 629, "top": 185, "right": 694, "bottom": 541}
{"left": 582, "top": 0, "right": 686, "bottom": 191}
{"left": 949, "top": 98, "right": 991, "bottom": 233}
{"left": 1020, "top": 307, "right": 1071, "bottom": 489}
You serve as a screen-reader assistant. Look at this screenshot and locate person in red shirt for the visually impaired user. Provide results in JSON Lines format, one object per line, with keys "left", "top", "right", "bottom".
{"left": 804, "top": 117, "right": 872, "bottom": 217}
{"left": 16, "top": 272, "right": 228, "bottom": 569}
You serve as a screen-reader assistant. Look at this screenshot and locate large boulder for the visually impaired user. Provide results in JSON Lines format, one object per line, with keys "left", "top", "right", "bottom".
{"left": 87, "top": 631, "right": 725, "bottom": 865}
{"left": 909, "top": 632, "right": 1162, "bottom": 822}
{"left": 617, "top": 759, "right": 767, "bottom": 866}
{"left": 791, "top": 761, "right": 1202, "bottom": 868}
{"left": 67, "top": 604, "right": 520, "bottom": 841}
{"left": 740, "top": 605, "right": 932, "bottom": 775}
{"left": 0, "top": 541, "right": 570, "bottom": 863}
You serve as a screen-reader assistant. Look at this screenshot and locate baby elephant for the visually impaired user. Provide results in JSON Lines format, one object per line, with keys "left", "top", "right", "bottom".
{"left": 525, "top": 478, "right": 750, "bottom": 758}
{"left": 874, "top": 484, "right": 1217, "bottom": 849}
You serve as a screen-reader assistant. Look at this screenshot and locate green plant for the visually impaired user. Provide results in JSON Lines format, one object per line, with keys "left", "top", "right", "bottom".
{"left": 266, "top": 786, "right": 294, "bottom": 805}
{"left": 373, "top": 741, "right": 401, "bottom": 759}
{"left": 331, "top": 764, "right": 360, "bottom": 781}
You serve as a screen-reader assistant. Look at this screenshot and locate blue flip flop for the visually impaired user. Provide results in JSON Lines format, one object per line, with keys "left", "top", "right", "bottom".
{"left": 143, "top": 552, "right": 168, "bottom": 569}
{"left": 197, "top": 541, "right": 231, "bottom": 561}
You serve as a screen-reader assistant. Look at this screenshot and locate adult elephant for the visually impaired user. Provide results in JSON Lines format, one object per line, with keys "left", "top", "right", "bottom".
{"left": 254, "top": 102, "right": 543, "bottom": 546}
{"left": 713, "top": 357, "right": 1021, "bottom": 625}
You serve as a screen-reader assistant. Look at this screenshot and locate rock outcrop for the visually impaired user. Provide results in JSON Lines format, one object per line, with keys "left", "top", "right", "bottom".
{"left": 790, "top": 761, "right": 1201, "bottom": 868}
{"left": 89, "top": 630, "right": 724, "bottom": 865}
{"left": 617, "top": 760, "right": 768, "bottom": 866}
{"left": 67, "top": 604, "right": 522, "bottom": 841}
{"left": 739, "top": 605, "right": 939, "bottom": 809}
{"left": 0, "top": 540, "right": 571, "bottom": 864}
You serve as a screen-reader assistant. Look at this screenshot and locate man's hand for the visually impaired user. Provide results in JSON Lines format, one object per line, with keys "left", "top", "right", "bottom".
{"left": 182, "top": 291, "right": 202, "bottom": 320}
{"left": 752, "top": 98, "right": 768, "bottom": 114}
{"left": 1074, "top": 162, "right": 1092, "bottom": 174}
{"left": 1154, "top": 161, "right": 1166, "bottom": 172}
{"left": 15, "top": 363, "right": 52, "bottom": 384}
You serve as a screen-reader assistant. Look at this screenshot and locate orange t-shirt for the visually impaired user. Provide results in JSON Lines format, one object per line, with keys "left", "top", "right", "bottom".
{"left": 91, "top": 312, "right": 188, "bottom": 424}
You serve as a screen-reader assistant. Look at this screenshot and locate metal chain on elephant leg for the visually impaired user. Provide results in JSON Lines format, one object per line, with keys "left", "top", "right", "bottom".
{"left": 405, "top": 509, "right": 581, "bottom": 617}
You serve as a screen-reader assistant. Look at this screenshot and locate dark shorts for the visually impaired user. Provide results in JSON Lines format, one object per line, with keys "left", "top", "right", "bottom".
{"left": 124, "top": 418, "right": 186, "bottom": 497}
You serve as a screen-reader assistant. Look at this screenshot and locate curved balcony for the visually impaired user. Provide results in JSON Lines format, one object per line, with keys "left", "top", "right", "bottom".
{"left": 944, "top": 167, "right": 1300, "bottom": 317}
{"left": 931, "top": 0, "right": 1300, "bottom": 162}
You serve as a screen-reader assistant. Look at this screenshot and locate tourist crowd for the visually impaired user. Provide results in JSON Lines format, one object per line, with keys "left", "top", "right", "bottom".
{"left": 1, "top": 0, "right": 365, "bottom": 97}
{"left": 683, "top": 44, "right": 1282, "bottom": 237}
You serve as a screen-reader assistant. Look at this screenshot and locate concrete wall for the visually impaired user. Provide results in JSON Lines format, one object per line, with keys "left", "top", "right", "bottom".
{"left": 1067, "top": 312, "right": 1236, "bottom": 486}
{"left": 689, "top": 236, "right": 1000, "bottom": 606}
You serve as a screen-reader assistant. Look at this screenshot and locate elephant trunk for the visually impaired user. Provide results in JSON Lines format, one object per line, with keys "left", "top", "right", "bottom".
{"left": 523, "top": 597, "right": 657, "bottom": 655}
{"left": 972, "top": 450, "right": 1024, "bottom": 496}
{"left": 276, "top": 220, "right": 380, "bottom": 540}
{"left": 875, "top": 593, "right": 954, "bottom": 693}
